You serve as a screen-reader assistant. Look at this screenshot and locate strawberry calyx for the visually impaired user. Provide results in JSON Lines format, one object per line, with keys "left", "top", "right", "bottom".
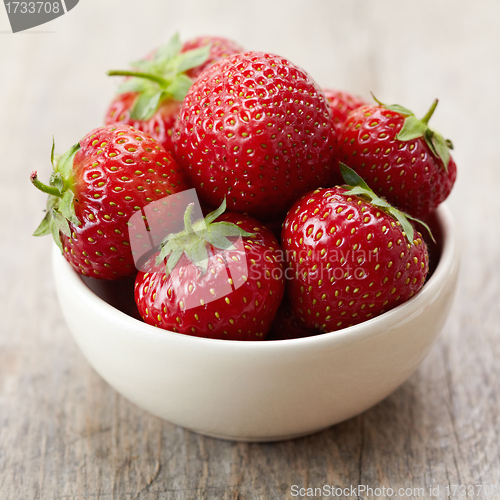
{"left": 156, "top": 199, "right": 255, "bottom": 276}
{"left": 371, "top": 94, "right": 453, "bottom": 171}
{"left": 31, "top": 140, "right": 81, "bottom": 253}
{"left": 339, "top": 163, "right": 435, "bottom": 244}
{"left": 108, "top": 33, "right": 211, "bottom": 121}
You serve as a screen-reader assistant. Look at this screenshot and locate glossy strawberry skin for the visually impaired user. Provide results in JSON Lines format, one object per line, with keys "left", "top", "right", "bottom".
{"left": 104, "top": 37, "right": 243, "bottom": 152}
{"left": 282, "top": 187, "right": 429, "bottom": 332}
{"left": 62, "top": 124, "right": 188, "bottom": 279}
{"left": 173, "top": 51, "right": 335, "bottom": 219}
{"left": 338, "top": 105, "right": 457, "bottom": 217}
{"left": 135, "top": 214, "right": 285, "bottom": 340}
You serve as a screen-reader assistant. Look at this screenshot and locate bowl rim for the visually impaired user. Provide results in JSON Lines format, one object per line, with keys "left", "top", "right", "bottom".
{"left": 54, "top": 203, "right": 457, "bottom": 352}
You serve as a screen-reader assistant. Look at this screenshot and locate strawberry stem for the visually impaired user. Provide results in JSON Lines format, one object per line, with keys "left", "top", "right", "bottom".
{"left": 30, "top": 171, "right": 61, "bottom": 197}
{"left": 421, "top": 99, "right": 438, "bottom": 125}
{"left": 107, "top": 70, "right": 170, "bottom": 88}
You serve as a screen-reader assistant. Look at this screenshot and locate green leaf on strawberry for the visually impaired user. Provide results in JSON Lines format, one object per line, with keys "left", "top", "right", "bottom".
{"left": 371, "top": 94, "right": 453, "bottom": 170}
{"left": 31, "top": 141, "right": 82, "bottom": 251}
{"left": 56, "top": 142, "right": 80, "bottom": 179}
{"left": 339, "top": 163, "right": 435, "bottom": 244}
{"left": 397, "top": 115, "right": 428, "bottom": 141}
{"left": 371, "top": 93, "right": 413, "bottom": 117}
{"left": 424, "top": 128, "right": 451, "bottom": 170}
{"left": 156, "top": 199, "right": 255, "bottom": 276}
{"left": 131, "top": 90, "right": 164, "bottom": 121}
{"left": 153, "top": 32, "right": 182, "bottom": 64}
{"left": 32, "top": 210, "right": 52, "bottom": 237}
{"left": 51, "top": 208, "right": 71, "bottom": 238}
{"left": 108, "top": 32, "right": 211, "bottom": 122}
{"left": 165, "top": 74, "right": 193, "bottom": 102}
{"left": 59, "top": 190, "right": 79, "bottom": 226}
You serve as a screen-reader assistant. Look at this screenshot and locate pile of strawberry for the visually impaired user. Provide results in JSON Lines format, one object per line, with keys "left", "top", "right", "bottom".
{"left": 32, "top": 34, "right": 456, "bottom": 341}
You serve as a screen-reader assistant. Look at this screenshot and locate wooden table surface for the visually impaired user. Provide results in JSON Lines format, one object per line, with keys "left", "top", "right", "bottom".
{"left": 1, "top": 1, "right": 500, "bottom": 498}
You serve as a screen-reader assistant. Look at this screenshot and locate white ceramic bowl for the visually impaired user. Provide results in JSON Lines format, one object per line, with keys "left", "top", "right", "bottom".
{"left": 52, "top": 204, "right": 459, "bottom": 442}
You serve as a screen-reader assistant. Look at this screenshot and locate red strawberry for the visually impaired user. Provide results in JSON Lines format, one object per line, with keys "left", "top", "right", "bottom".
{"left": 105, "top": 34, "right": 243, "bottom": 152}
{"left": 323, "top": 88, "right": 367, "bottom": 134}
{"left": 181, "top": 36, "right": 244, "bottom": 79}
{"left": 267, "top": 297, "right": 320, "bottom": 340}
{"left": 31, "top": 124, "right": 189, "bottom": 280}
{"left": 173, "top": 51, "right": 335, "bottom": 219}
{"left": 105, "top": 95, "right": 183, "bottom": 156}
{"left": 323, "top": 88, "right": 367, "bottom": 185}
{"left": 135, "top": 201, "right": 285, "bottom": 340}
{"left": 282, "top": 164, "right": 430, "bottom": 332}
{"left": 338, "top": 97, "right": 457, "bottom": 217}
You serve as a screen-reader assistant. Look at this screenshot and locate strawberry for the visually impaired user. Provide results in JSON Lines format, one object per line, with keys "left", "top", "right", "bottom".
{"left": 105, "top": 34, "right": 243, "bottom": 152}
{"left": 323, "top": 88, "right": 367, "bottom": 185}
{"left": 173, "top": 51, "right": 335, "bottom": 219}
{"left": 267, "top": 297, "right": 320, "bottom": 340}
{"left": 134, "top": 200, "right": 285, "bottom": 340}
{"left": 31, "top": 124, "right": 188, "bottom": 280}
{"left": 282, "top": 164, "right": 430, "bottom": 332}
{"left": 323, "top": 88, "right": 367, "bottom": 134}
{"left": 181, "top": 36, "right": 244, "bottom": 79}
{"left": 338, "top": 97, "right": 457, "bottom": 217}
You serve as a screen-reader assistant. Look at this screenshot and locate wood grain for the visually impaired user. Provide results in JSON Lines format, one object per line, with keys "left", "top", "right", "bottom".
{"left": 1, "top": 1, "right": 500, "bottom": 498}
